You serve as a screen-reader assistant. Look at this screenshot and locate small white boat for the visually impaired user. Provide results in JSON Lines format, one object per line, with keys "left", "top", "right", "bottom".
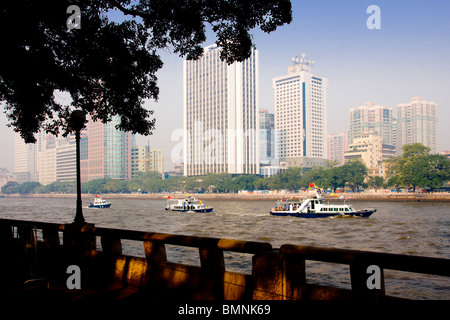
{"left": 89, "top": 196, "right": 111, "bottom": 208}
{"left": 270, "top": 190, "right": 376, "bottom": 218}
{"left": 165, "top": 196, "right": 213, "bottom": 213}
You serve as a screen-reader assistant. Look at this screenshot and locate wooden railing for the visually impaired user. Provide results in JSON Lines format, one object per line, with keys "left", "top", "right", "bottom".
{"left": 1, "top": 218, "right": 449, "bottom": 300}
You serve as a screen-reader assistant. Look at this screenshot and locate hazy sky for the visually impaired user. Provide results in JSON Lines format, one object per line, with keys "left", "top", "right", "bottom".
{"left": 1, "top": 0, "right": 449, "bottom": 172}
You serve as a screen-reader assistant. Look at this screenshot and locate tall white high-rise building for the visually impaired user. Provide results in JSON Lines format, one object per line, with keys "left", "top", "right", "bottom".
{"left": 55, "top": 135, "right": 77, "bottom": 182}
{"left": 183, "top": 44, "right": 259, "bottom": 176}
{"left": 37, "top": 133, "right": 56, "bottom": 185}
{"left": 397, "top": 97, "right": 438, "bottom": 154}
{"left": 14, "top": 133, "right": 37, "bottom": 183}
{"left": 273, "top": 55, "right": 328, "bottom": 168}
{"left": 35, "top": 133, "right": 77, "bottom": 185}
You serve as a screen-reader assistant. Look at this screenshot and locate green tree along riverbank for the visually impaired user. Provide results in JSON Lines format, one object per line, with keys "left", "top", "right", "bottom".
{"left": 386, "top": 144, "right": 450, "bottom": 192}
{"left": 1, "top": 161, "right": 368, "bottom": 194}
{"left": 3, "top": 145, "right": 449, "bottom": 195}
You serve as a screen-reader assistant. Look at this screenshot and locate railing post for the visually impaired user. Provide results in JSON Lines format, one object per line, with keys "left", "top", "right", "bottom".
{"left": 199, "top": 247, "right": 225, "bottom": 299}
{"left": 62, "top": 223, "right": 96, "bottom": 252}
{"left": 16, "top": 224, "right": 36, "bottom": 243}
{"left": 253, "top": 252, "right": 283, "bottom": 300}
{"left": 252, "top": 251, "right": 306, "bottom": 300}
{"left": 283, "top": 254, "right": 307, "bottom": 299}
{"left": 144, "top": 241, "right": 167, "bottom": 266}
{"left": 0, "top": 223, "right": 13, "bottom": 240}
{"left": 101, "top": 232, "right": 122, "bottom": 256}
{"left": 143, "top": 240, "right": 168, "bottom": 294}
{"left": 43, "top": 225, "right": 60, "bottom": 249}
{"left": 144, "top": 240, "right": 167, "bottom": 276}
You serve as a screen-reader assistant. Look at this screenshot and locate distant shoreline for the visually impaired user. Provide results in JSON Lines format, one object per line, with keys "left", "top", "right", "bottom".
{"left": 2, "top": 192, "right": 450, "bottom": 202}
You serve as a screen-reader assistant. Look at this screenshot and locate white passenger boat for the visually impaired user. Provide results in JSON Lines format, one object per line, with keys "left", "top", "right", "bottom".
{"left": 88, "top": 195, "right": 111, "bottom": 208}
{"left": 270, "top": 190, "right": 376, "bottom": 218}
{"left": 165, "top": 196, "right": 213, "bottom": 213}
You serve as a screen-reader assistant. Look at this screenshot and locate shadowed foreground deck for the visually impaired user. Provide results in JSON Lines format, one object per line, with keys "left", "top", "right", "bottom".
{"left": 1, "top": 218, "right": 449, "bottom": 304}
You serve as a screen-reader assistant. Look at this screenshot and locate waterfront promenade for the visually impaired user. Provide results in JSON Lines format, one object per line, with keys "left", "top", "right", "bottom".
{"left": 1, "top": 192, "right": 449, "bottom": 304}
{"left": 3, "top": 191, "right": 450, "bottom": 202}
{"left": 1, "top": 217, "right": 449, "bottom": 303}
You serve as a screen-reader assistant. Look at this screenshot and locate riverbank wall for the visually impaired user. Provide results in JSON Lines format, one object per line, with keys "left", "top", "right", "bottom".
{"left": 2, "top": 191, "right": 450, "bottom": 202}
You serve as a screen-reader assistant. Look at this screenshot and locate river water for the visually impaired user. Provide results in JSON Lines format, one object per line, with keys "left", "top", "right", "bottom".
{"left": 1, "top": 196, "right": 449, "bottom": 300}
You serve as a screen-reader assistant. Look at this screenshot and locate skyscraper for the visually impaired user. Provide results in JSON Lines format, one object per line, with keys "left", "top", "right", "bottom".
{"left": 104, "top": 117, "right": 132, "bottom": 180}
{"left": 55, "top": 135, "right": 76, "bottom": 182}
{"left": 327, "top": 132, "right": 348, "bottom": 166}
{"left": 273, "top": 55, "right": 328, "bottom": 168}
{"left": 14, "top": 132, "right": 37, "bottom": 183}
{"left": 131, "top": 145, "right": 147, "bottom": 176}
{"left": 397, "top": 97, "right": 438, "bottom": 154}
{"left": 37, "top": 134, "right": 56, "bottom": 185}
{"left": 183, "top": 44, "right": 259, "bottom": 176}
{"left": 131, "top": 145, "right": 164, "bottom": 177}
{"left": 81, "top": 115, "right": 132, "bottom": 182}
{"left": 349, "top": 102, "right": 393, "bottom": 146}
{"left": 259, "top": 109, "right": 275, "bottom": 165}
{"left": 148, "top": 147, "right": 163, "bottom": 174}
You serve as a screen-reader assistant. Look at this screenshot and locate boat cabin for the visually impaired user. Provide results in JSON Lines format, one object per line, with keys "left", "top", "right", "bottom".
{"left": 272, "top": 193, "right": 354, "bottom": 214}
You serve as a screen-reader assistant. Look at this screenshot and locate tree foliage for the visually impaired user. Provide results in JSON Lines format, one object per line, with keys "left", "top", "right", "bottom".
{"left": 386, "top": 143, "right": 450, "bottom": 191}
{"left": 0, "top": 0, "right": 292, "bottom": 143}
{"left": 35, "top": 181, "right": 76, "bottom": 194}
{"left": 21, "top": 157, "right": 450, "bottom": 195}
{"left": 367, "top": 176, "right": 385, "bottom": 191}
{"left": 326, "top": 166, "right": 346, "bottom": 192}
{"left": 341, "top": 160, "right": 368, "bottom": 192}
{"left": 1, "top": 181, "right": 20, "bottom": 194}
{"left": 1, "top": 181, "right": 42, "bottom": 194}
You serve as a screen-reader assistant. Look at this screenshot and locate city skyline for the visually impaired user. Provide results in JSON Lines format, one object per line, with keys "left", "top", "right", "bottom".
{"left": 1, "top": 1, "right": 449, "bottom": 172}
